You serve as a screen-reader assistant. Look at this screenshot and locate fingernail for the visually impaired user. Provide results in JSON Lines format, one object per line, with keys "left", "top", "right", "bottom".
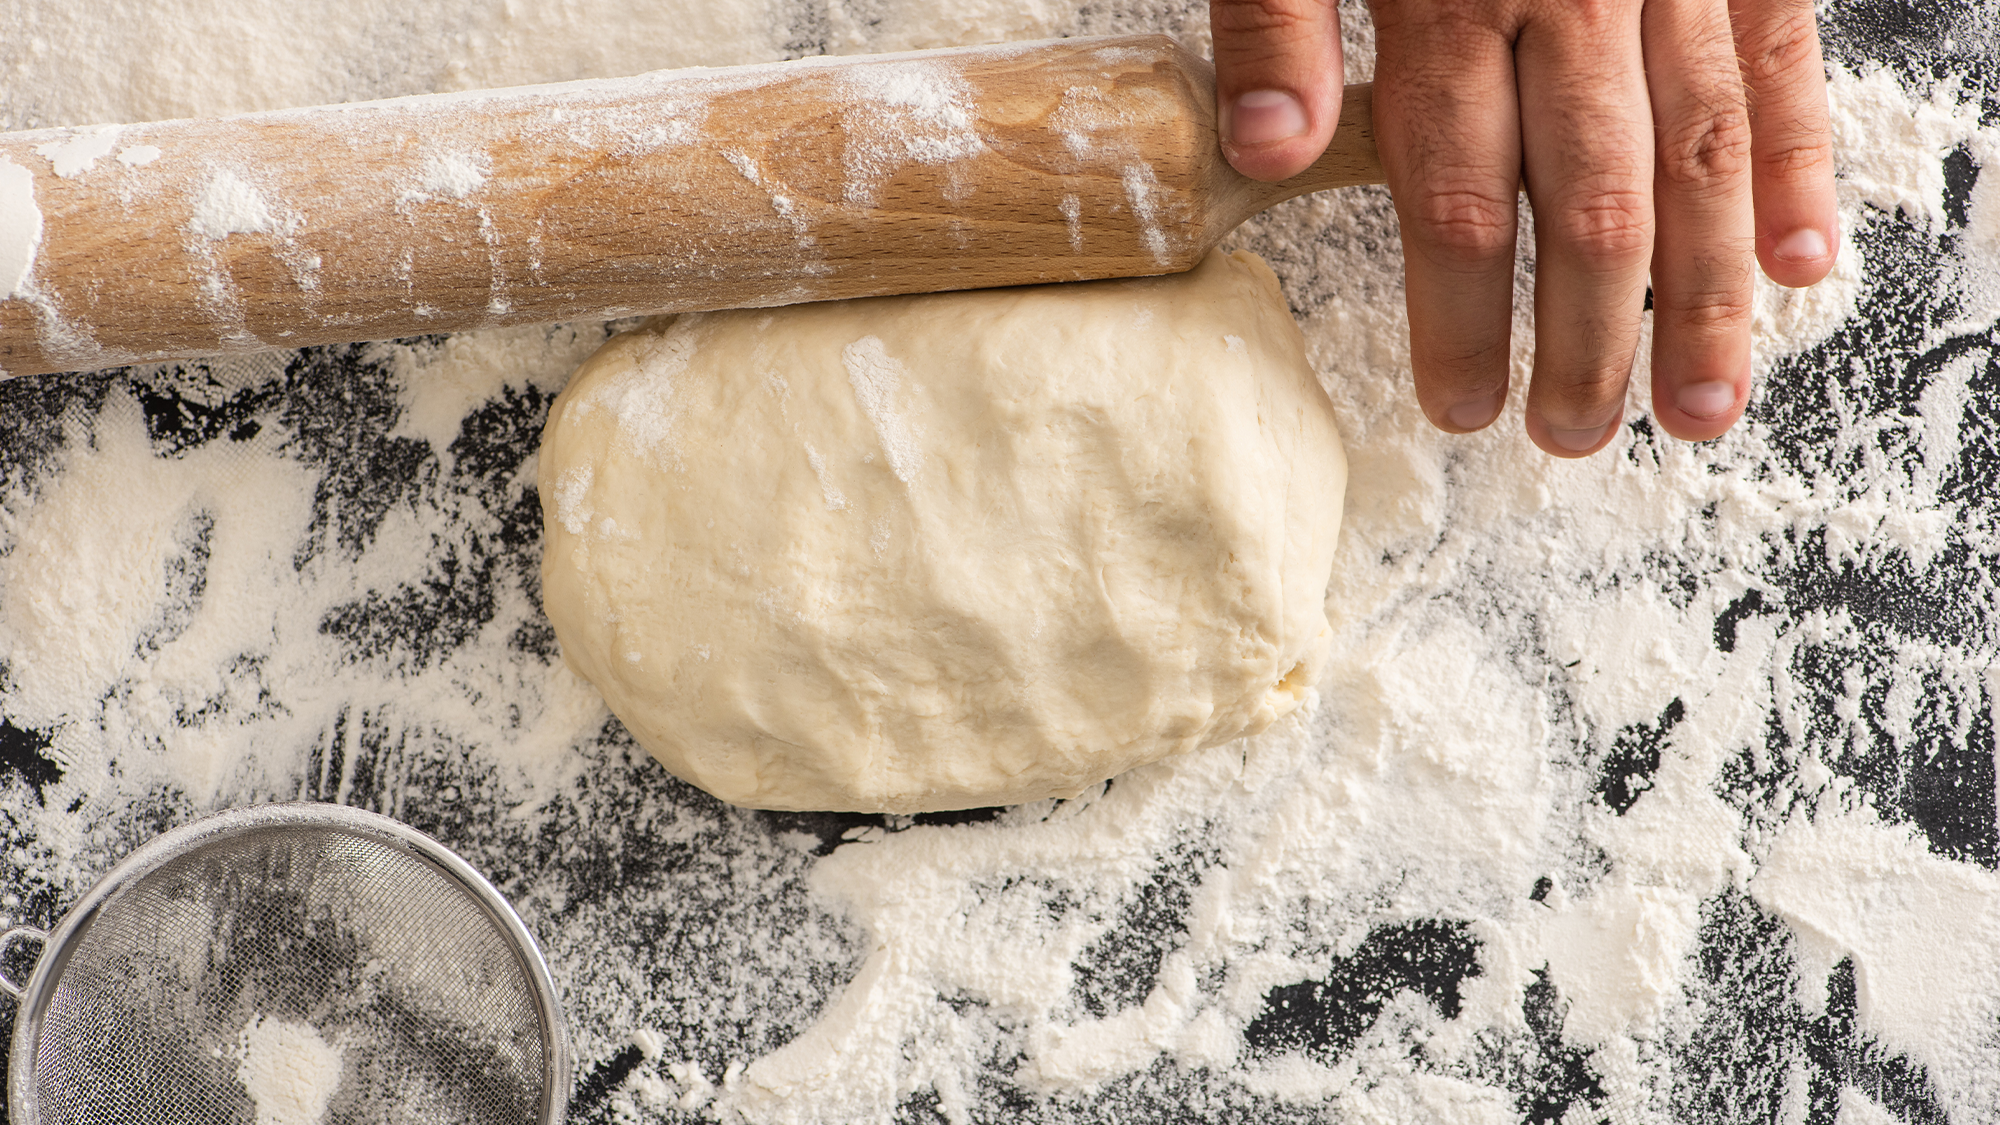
{"left": 1227, "top": 90, "right": 1309, "bottom": 146}
{"left": 1445, "top": 396, "right": 1500, "bottom": 431}
{"left": 1675, "top": 380, "right": 1737, "bottom": 419}
{"left": 1548, "top": 421, "right": 1613, "bottom": 453}
{"left": 1774, "top": 227, "right": 1831, "bottom": 264}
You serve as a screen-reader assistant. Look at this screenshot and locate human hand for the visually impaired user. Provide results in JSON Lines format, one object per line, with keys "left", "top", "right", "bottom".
{"left": 1212, "top": 0, "right": 1839, "bottom": 456}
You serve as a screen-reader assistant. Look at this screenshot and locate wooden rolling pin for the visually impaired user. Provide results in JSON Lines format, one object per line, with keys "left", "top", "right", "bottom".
{"left": 0, "top": 35, "right": 1381, "bottom": 379}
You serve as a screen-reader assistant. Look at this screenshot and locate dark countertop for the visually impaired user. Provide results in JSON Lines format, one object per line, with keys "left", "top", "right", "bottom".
{"left": 2, "top": 5, "right": 1998, "bottom": 1123}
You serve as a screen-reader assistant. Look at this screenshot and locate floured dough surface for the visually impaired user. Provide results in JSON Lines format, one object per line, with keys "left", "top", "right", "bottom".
{"left": 539, "top": 249, "right": 1347, "bottom": 812}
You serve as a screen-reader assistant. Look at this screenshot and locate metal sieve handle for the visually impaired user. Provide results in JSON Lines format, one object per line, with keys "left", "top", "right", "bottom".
{"left": 0, "top": 925, "right": 46, "bottom": 999}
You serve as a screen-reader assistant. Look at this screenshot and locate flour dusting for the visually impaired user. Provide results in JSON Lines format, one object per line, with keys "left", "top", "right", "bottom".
{"left": 0, "top": 154, "right": 43, "bottom": 298}
{"left": 237, "top": 1015, "right": 345, "bottom": 1125}
{"left": 190, "top": 168, "right": 282, "bottom": 240}
{"left": 418, "top": 150, "right": 489, "bottom": 200}
{"left": 0, "top": 3, "right": 1996, "bottom": 1125}
{"left": 836, "top": 61, "right": 984, "bottom": 206}
{"left": 31, "top": 124, "right": 122, "bottom": 178}
{"left": 839, "top": 335, "right": 923, "bottom": 485}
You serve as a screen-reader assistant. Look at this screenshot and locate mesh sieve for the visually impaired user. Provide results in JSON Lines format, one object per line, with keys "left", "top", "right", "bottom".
{"left": 3, "top": 803, "right": 569, "bottom": 1125}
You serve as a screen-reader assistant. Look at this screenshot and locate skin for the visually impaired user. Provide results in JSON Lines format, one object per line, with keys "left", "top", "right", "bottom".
{"left": 1211, "top": 0, "right": 1840, "bottom": 457}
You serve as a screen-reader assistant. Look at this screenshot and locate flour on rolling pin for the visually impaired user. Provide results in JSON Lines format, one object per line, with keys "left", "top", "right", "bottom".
{"left": 0, "top": 36, "right": 1380, "bottom": 379}
{"left": 0, "top": 156, "right": 40, "bottom": 307}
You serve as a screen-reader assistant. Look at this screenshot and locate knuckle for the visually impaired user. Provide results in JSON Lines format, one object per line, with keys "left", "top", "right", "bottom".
{"left": 1544, "top": 186, "right": 1653, "bottom": 263}
{"left": 1667, "top": 275, "right": 1754, "bottom": 336}
{"left": 1406, "top": 184, "right": 1518, "bottom": 264}
{"left": 1371, "top": 1, "right": 1517, "bottom": 53}
{"left": 1421, "top": 338, "right": 1511, "bottom": 383}
{"left": 1756, "top": 131, "right": 1834, "bottom": 181}
{"left": 1364, "top": 0, "right": 1422, "bottom": 34}
{"left": 1548, "top": 363, "right": 1630, "bottom": 415}
{"left": 1658, "top": 100, "right": 1753, "bottom": 189}
{"left": 1736, "top": 7, "right": 1821, "bottom": 88}
{"left": 1558, "top": 0, "right": 1625, "bottom": 29}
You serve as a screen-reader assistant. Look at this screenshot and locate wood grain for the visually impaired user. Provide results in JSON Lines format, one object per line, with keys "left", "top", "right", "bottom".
{"left": 0, "top": 35, "right": 1381, "bottom": 379}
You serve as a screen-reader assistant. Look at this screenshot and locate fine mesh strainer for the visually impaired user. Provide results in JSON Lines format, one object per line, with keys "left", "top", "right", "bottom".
{"left": 0, "top": 803, "right": 569, "bottom": 1125}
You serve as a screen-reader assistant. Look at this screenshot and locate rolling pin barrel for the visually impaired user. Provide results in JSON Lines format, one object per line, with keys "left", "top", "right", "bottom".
{"left": 0, "top": 35, "right": 1380, "bottom": 379}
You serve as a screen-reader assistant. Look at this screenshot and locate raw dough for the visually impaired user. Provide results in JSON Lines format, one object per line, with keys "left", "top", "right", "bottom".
{"left": 538, "top": 249, "right": 1347, "bottom": 812}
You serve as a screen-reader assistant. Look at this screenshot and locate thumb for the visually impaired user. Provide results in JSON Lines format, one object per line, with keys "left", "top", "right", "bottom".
{"left": 1212, "top": 0, "right": 1344, "bottom": 182}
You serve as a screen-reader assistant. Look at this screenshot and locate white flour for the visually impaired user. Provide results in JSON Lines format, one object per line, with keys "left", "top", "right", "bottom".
{"left": 1, "top": 3, "right": 1997, "bottom": 1124}
{"left": 838, "top": 335, "right": 923, "bottom": 485}
{"left": 189, "top": 169, "right": 285, "bottom": 240}
{"left": 30, "top": 124, "right": 122, "bottom": 178}
{"left": 0, "top": 155, "right": 40, "bottom": 301}
{"left": 237, "top": 1015, "right": 345, "bottom": 1125}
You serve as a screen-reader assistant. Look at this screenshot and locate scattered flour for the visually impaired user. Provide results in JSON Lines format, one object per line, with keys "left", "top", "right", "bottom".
{"left": 0, "top": 155, "right": 42, "bottom": 298}
{"left": 237, "top": 1015, "right": 345, "bottom": 1125}
{"left": 837, "top": 335, "right": 922, "bottom": 484}
{"left": 0, "top": 0, "right": 789, "bottom": 130}
{"left": 1753, "top": 805, "right": 2000, "bottom": 1123}
{"left": 190, "top": 168, "right": 283, "bottom": 240}
{"left": 31, "top": 123, "right": 121, "bottom": 177}
{"left": 835, "top": 60, "right": 984, "bottom": 205}
{"left": 417, "top": 150, "right": 489, "bottom": 201}
{"left": 0, "top": 2, "right": 1997, "bottom": 1124}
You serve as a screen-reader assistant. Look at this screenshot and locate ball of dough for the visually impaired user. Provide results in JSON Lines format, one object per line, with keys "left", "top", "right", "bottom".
{"left": 539, "top": 249, "right": 1347, "bottom": 813}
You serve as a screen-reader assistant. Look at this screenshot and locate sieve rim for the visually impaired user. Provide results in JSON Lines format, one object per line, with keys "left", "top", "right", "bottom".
{"left": 6, "top": 801, "right": 571, "bottom": 1125}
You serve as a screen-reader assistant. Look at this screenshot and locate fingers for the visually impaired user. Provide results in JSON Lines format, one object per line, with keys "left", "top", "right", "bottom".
{"left": 1645, "top": 0, "right": 1757, "bottom": 440}
{"left": 1369, "top": 3, "right": 1523, "bottom": 433}
{"left": 1730, "top": 0, "right": 1839, "bottom": 287}
{"left": 1360, "top": 0, "right": 1832, "bottom": 454}
{"left": 1516, "top": 0, "right": 1656, "bottom": 457}
{"left": 1212, "top": 0, "right": 1345, "bottom": 181}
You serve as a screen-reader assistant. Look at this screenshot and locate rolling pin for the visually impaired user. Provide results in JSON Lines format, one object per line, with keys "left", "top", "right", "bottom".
{"left": 0, "top": 34, "right": 1382, "bottom": 379}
